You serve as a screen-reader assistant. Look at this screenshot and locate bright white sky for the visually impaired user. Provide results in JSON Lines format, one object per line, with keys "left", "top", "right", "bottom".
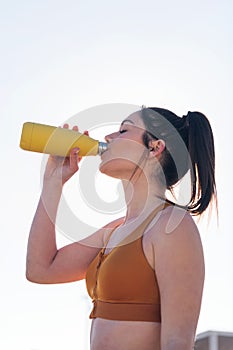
{"left": 1, "top": 0, "right": 233, "bottom": 349}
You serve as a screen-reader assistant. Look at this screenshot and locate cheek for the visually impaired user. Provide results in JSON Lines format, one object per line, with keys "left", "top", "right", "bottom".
{"left": 109, "top": 139, "right": 146, "bottom": 160}
{"left": 99, "top": 141, "right": 148, "bottom": 178}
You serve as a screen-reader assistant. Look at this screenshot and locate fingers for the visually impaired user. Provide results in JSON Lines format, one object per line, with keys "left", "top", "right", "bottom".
{"left": 72, "top": 125, "right": 79, "bottom": 131}
{"left": 61, "top": 124, "right": 88, "bottom": 163}
{"left": 69, "top": 147, "right": 80, "bottom": 171}
{"left": 62, "top": 123, "right": 88, "bottom": 134}
{"left": 72, "top": 125, "right": 88, "bottom": 135}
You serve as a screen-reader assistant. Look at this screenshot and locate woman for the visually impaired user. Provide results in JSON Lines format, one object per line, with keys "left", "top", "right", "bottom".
{"left": 26, "top": 107, "right": 217, "bottom": 350}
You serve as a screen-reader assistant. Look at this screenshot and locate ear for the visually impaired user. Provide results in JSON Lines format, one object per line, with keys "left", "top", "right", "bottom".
{"left": 148, "top": 139, "right": 166, "bottom": 157}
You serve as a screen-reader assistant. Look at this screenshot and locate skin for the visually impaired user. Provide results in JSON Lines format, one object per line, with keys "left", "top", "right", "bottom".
{"left": 26, "top": 113, "right": 205, "bottom": 350}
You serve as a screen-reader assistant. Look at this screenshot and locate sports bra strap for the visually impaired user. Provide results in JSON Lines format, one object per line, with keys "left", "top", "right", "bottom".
{"left": 103, "top": 201, "right": 171, "bottom": 251}
{"left": 121, "top": 202, "right": 171, "bottom": 246}
{"left": 102, "top": 222, "right": 123, "bottom": 251}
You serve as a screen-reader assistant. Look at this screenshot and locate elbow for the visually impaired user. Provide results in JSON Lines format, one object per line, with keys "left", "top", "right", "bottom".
{"left": 25, "top": 262, "right": 36, "bottom": 283}
{"left": 25, "top": 266, "right": 48, "bottom": 284}
{"left": 26, "top": 255, "right": 51, "bottom": 284}
{"left": 25, "top": 269, "right": 41, "bottom": 284}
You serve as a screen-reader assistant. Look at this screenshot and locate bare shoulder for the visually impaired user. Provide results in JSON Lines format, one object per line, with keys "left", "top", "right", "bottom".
{"left": 143, "top": 206, "right": 204, "bottom": 270}
{"left": 147, "top": 205, "right": 201, "bottom": 244}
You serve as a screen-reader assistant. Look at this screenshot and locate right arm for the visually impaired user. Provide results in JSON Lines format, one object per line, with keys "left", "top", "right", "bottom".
{"left": 26, "top": 126, "right": 119, "bottom": 284}
{"left": 26, "top": 178, "right": 105, "bottom": 284}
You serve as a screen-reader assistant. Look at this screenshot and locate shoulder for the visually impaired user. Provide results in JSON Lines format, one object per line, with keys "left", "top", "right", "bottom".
{"left": 148, "top": 205, "right": 200, "bottom": 241}
{"left": 146, "top": 205, "right": 203, "bottom": 264}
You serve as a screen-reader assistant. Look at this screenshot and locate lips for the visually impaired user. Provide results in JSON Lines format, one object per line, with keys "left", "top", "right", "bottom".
{"left": 100, "top": 148, "right": 109, "bottom": 158}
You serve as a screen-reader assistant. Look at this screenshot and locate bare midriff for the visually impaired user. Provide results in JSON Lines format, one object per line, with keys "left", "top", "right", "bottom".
{"left": 90, "top": 318, "right": 161, "bottom": 350}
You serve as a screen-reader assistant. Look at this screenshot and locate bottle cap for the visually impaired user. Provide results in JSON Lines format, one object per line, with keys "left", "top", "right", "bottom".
{"left": 98, "top": 142, "right": 108, "bottom": 155}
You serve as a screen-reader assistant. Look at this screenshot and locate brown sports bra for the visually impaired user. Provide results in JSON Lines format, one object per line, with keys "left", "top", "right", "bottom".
{"left": 85, "top": 203, "right": 170, "bottom": 322}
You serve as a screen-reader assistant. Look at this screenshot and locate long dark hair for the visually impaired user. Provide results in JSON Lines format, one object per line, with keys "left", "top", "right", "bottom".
{"left": 140, "top": 107, "right": 217, "bottom": 216}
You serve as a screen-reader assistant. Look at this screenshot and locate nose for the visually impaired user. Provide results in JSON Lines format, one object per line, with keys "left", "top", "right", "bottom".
{"left": 104, "top": 132, "right": 117, "bottom": 143}
{"left": 104, "top": 134, "right": 110, "bottom": 143}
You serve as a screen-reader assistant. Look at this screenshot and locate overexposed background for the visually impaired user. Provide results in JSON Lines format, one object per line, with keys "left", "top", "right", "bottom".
{"left": 1, "top": 0, "right": 233, "bottom": 349}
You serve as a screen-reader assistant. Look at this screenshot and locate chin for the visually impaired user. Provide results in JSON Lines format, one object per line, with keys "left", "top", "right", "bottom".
{"left": 99, "top": 159, "right": 135, "bottom": 181}
{"left": 99, "top": 159, "right": 131, "bottom": 180}
{"left": 99, "top": 162, "right": 121, "bottom": 179}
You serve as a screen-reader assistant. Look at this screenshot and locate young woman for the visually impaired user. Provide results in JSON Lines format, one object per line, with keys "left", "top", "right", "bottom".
{"left": 26, "top": 107, "right": 217, "bottom": 350}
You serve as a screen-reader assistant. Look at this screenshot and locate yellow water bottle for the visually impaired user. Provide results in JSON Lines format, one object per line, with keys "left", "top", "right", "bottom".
{"left": 19, "top": 122, "right": 108, "bottom": 157}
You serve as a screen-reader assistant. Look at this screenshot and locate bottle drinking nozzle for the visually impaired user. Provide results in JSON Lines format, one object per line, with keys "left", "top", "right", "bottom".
{"left": 19, "top": 122, "right": 108, "bottom": 157}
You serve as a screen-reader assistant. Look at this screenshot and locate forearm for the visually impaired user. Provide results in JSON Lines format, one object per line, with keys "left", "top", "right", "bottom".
{"left": 26, "top": 179, "right": 63, "bottom": 282}
{"left": 162, "top": 337, "right": 194, "bottom": 350}
{"left": 163, "top": 345, "right": 193, "bottom": 350}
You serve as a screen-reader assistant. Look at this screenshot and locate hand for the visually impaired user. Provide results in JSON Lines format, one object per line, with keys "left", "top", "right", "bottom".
{"left": 43, "top": 124, "right": 89, "bottom": 185}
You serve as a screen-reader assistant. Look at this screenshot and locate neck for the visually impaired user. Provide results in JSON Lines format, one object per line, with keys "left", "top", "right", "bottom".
{"left": 122, "top": 173, "right": 166, "bottom": 223}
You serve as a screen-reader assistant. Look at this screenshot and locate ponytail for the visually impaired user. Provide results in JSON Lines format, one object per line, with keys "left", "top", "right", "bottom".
{"left": 140, "top": 107, "right": 217, "bottom": 216}
{"left": 185, "top": 111, "right": 217, "bottom": 215}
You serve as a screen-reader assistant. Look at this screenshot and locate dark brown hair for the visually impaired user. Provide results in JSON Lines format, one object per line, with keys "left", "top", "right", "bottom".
{"left": 140, "top": 107, "right": 217, "bottom": 216}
